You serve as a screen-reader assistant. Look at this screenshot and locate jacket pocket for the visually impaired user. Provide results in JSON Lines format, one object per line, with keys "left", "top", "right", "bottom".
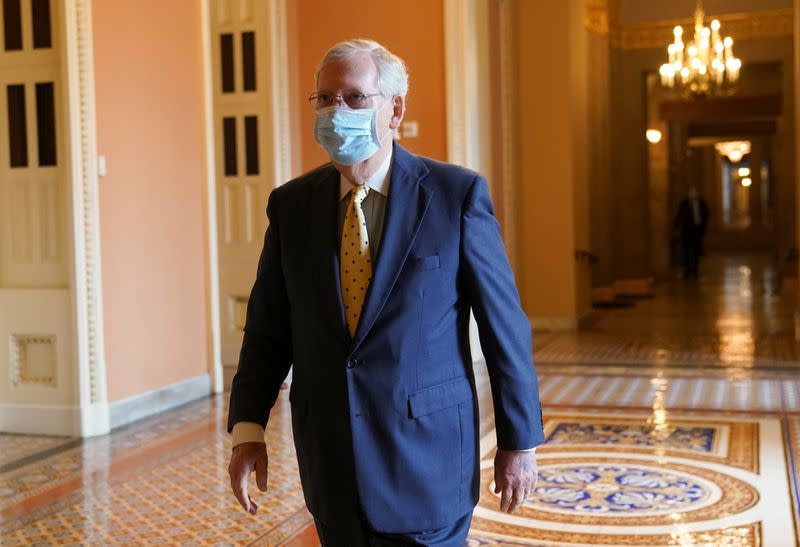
{"left": 408, "top": 376, "right": 472, "bottom": 418}
{"left": 417, "top": 254, "right": 440, "bottom": 271}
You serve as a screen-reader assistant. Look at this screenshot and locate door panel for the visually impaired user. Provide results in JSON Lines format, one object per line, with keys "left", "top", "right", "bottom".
{"left": 0, "top": 0, "right": 74, "bottom": 429}
{"left": 209, "top": 0, "right": 275, "bottom": 380}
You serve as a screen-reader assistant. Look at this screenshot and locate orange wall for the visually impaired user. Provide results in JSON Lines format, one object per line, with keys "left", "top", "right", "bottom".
{"left": 515, "top": 0, "right": 580, "bottom": 320}
{"left": 93, "top": 0, "right": 209, "bottom": 402}
{"left": 291, "top": 0, "right": 447, "bottom": 173}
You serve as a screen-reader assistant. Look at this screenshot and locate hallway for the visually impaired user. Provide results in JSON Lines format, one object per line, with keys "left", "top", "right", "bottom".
{"left": 2, "top": 255, "right": 800, "bottom": 545}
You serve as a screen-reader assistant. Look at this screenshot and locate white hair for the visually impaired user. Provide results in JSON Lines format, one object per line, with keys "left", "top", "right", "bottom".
{"left": 315, "top": 39, "right": 409, "bottom": 99}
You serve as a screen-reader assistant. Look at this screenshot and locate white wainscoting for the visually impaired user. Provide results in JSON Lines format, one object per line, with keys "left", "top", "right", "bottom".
{"left": 0, "top": 289, "right": 76, "bottom": 435}
{"left": 109, "top": 374, "right": 211, "bottom": 430}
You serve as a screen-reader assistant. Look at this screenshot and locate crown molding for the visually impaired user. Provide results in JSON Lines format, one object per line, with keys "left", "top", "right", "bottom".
{"left": 584, "top": 6, "right": 793, "bottom": 49}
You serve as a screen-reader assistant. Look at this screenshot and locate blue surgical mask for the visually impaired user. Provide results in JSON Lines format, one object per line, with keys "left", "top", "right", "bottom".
{"left": 313, "top": 102, "right": 390, "bottom": 165}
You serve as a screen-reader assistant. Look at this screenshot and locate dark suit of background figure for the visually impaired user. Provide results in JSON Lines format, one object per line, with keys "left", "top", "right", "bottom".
{"left": 227, "top": 143, "right": 544, "bottom": 543}
{"left": 674, "top": 194, "right": 710, "bottom": 279}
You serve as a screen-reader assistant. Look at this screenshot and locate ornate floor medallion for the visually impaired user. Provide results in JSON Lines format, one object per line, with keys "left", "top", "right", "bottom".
{"left": 471, "top": 413, "right": 794, "bottom": 546}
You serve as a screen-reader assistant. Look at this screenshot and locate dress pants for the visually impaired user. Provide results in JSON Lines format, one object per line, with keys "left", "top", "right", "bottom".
{"left": 313, "top": 510, "right": 473, "bottom": 547}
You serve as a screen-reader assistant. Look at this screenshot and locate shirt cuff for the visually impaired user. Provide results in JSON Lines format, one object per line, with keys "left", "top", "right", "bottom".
{"left": 518, "top": 447, "right": 537, "bottom": 453}
{"left": 231, "top": 422, "right": 266, "bottom": 447}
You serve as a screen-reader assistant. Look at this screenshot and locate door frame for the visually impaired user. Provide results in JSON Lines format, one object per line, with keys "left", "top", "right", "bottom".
{"left": 443, "top": 0, "right": 517, "bottom": 269}
{"left": 201, "top": 0, "right": 293, "bottom": 393}
{"left": 63, "top": 0, "right": 109, "bottom": 436}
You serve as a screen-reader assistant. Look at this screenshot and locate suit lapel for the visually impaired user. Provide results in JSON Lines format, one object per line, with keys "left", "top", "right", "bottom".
{"left": 351, "top": 144, "right": 433, "bottom": 353}
{"left": 310, "top": 166, "right": 350, "bottom": 347}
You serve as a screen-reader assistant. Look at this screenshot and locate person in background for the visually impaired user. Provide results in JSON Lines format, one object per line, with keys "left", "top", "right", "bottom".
{"left": 674, "top": 185, "right": 710, "bottom": 280}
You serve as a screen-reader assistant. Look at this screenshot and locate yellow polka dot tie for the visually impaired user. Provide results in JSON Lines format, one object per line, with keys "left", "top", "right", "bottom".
{"left": 341, "top": 185, "right": 372, "bottom": 337}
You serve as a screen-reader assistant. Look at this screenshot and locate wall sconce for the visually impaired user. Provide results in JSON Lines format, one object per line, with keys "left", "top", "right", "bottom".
{"left": 737, "top": 167, "right": 750, "bottom": 177}
{"left": 741, "top": 177, "right": 752, "bottom": 187}
{"left": 646, "top": 129, "right": 662, "bottom": 143}
{"left": 645, "top": 129, "right": 661, "bottom": 144}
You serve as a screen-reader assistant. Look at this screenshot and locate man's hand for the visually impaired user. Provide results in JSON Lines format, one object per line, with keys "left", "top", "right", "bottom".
{"left": 228, "top": 441, "right": 268, "bottom": 514}
{"left": 494, "top": 449, "right": 538, "bottom": 514}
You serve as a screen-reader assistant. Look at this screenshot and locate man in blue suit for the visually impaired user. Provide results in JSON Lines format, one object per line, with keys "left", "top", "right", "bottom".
{"left": 227, "top": 39, "right": 544, "bottom": 546}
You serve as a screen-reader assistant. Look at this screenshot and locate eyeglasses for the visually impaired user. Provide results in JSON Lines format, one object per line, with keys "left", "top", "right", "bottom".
{"left": 308, "top": 91, "right": 383, "bottom": 109}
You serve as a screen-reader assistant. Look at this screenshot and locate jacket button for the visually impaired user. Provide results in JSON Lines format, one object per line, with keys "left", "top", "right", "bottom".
{"left": 346, "top": 359, "right": 355, "bottom": 369}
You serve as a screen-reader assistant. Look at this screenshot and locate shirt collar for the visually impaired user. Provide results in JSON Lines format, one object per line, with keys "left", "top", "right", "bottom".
{"left": 339, "top": 149, "right": 393, "bottom": 201}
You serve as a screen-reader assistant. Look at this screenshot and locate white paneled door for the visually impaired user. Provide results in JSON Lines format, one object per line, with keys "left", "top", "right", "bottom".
{"left": 208, "top": 0, "right": 289, "bottom": 386}
{"left": 0, "top": 0, "right": 76, "bottom": 433}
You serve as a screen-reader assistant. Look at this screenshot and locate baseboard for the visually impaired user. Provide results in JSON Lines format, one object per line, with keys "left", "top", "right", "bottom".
{"left": 0, "top": 376, "right": 210, "bottom": 436}
{"left": 79, "top": 402, "right": 110, "bottom": 437}
{"left": 109, "top": 374, "right": 211, "bottom": 430}
{"left": 0, "top": 403, "right": 82, "bottom": 436}
{"left": 528, "top": 315, "right": 578, "bottom": 332}
{"left": 613, "top": 277, "right": 655, "bottom": 297}
{"left": 578, "top": 309, "right": 603, "bottom": 328}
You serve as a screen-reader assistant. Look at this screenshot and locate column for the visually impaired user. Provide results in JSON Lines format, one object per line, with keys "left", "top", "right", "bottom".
{"left": 512, "top": 0, "right": 591, "bottom": 330}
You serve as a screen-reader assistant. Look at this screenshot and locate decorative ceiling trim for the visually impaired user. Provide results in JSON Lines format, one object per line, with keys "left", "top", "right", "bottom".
{"left": 610, "top": 8, "right": 793, "bottom": 50}
{"left": 584, "top": 5, "right": 794, "bottom": 49}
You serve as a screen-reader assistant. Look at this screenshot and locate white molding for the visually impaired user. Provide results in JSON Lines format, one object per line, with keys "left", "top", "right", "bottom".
{"left": 268, "top": 0, "right": 292, "bottom": 187}
{"left": 200, "top": 0, "right": 224, "bottom": 395}
{"left": 202, "top": 0, "right": 292, "bottom": 391}
{"left": 63, "top": 0, "right": 109, "bottom": 436}
{"left": 109, "top": 374, "right": 210, "bottom": 430}
{"left": 0, "top": 403, "right": 83, "bottom": 436}
{"left": 1, "top": 375, "right": 210, "bottom": 435}
{"left": 80, "top": 401, "right": 110, "bottom": 435}
{"left": 444, "top": 0, "right": 468, "bottom": 168}
{"left": 443, "top": 0, "right": 493, "bottom": 176}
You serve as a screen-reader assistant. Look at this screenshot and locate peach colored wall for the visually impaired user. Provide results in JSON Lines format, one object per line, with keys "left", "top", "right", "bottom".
{"left": 291, "top": 0, "right": 448, "bottom": 173}
{"left": 93, "top": 0, "right": 208, "bottom": 402}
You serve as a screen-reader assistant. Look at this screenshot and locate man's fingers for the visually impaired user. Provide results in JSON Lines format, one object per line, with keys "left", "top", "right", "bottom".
{"left": 255, "top": 453, "right": 268, "bottom": 492}
{"left": 229, "top": 458, "right": 256, "bottom": 514}
{"left": 238, "top": 473, "right": 256, "bottom": 514}
{"left": 508, "top": 486, "right": 526, "bottom": 514}
{"left": 230, "top": 472, "right": 250, "bottom": 513}
{"left": 228, "top": 443, "right": 268, "bottom": 515}
{"left": 499, "top": 486, "right": 512, "bottom": 512}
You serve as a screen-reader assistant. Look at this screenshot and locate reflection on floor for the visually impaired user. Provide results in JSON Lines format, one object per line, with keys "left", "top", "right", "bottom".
{"left": 2, "top": 255, "right": 800, "bottom": 546}
{"left": 535, "top": 255, "right": 797, "bottom": 370}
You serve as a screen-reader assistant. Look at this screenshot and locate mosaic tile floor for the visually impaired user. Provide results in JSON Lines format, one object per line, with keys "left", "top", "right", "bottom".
{"left": 2, "top": 255, "right": 800, "bottom": 546}
{"left": 0, "top": 434, "right": 73, "bottom": 470}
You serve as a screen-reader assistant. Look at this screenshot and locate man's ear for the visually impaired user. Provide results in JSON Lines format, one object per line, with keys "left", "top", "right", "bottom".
{"left": 389, "top": 96, "right": 405, "bottom": 130}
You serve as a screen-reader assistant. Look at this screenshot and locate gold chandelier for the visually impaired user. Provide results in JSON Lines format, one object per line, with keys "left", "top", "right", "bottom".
{"left": 714, "top": 141, "right": 750, "bottom": 163}
{"left": 659, "top": 0, "right": 742, "bottom": 97}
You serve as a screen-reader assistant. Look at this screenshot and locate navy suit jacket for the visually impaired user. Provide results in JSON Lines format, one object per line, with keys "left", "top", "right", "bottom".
{"left": 227, "top": 143, "right": 544, "bottom": 533}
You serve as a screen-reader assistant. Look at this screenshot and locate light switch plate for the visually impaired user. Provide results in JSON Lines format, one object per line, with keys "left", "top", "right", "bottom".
{"left": 97, "top": 155, "right": 107, "bottom": 177}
